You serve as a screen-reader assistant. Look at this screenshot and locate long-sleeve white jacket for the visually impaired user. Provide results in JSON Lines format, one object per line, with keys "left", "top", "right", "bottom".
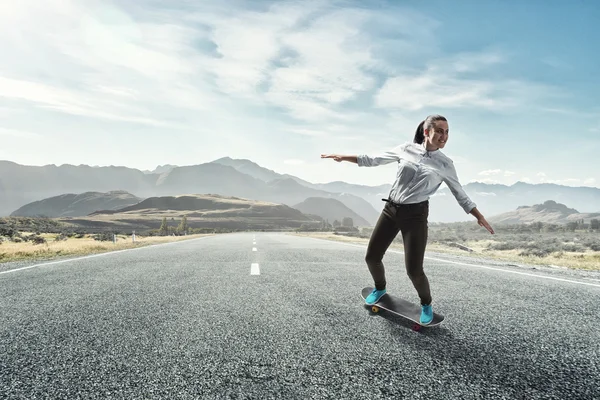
{"left": 357, "top": 142, "right": 476, "bottom": 214}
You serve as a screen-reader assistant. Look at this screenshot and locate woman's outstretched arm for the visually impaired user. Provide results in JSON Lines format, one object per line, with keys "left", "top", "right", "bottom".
{"left": 320, "top": 154, "right": 357, "bottom": 163}
{"left": 321, "top": 143, "right": 406, "bottom": 167}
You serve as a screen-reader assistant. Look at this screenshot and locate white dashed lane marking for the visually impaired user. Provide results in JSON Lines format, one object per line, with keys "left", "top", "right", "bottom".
{"left": 251, "top": 234, "right": 259, "bottom": 274}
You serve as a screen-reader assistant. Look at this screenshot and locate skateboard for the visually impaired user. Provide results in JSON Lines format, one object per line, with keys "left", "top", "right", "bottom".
{"left": 361, "top": 286, "right": 445, "bottom": 331}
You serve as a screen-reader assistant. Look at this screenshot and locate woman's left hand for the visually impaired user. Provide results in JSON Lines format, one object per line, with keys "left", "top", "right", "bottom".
{"left": 478, "top": 217, "right": 495, "bottom": 234}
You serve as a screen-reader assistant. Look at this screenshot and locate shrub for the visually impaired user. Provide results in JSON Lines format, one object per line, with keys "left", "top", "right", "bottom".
{"left": 554, "top": 251, "right": 564, "bottom": 258}
{"left": 29, "top": 235, "right": 47, "bottom": 245}
{"left": 519, "top": 248, "right": 551, "bottom": 257}
{"left": 487, "top": 241, "right": 519, "bottom": 251}
{"left": 589, "top": 243, "right": 600, "bottom": 251}
{"left": 561, "top": 244, "right": 585, "bottom": 253}
{"left": 93, "top": 232, "right": 114, "bottom": 241}
{"left": 55, "top": 233, "right": 68, "bottom": 241}
{"left": 0, "top": 225, "right": 17, "bottom": 237}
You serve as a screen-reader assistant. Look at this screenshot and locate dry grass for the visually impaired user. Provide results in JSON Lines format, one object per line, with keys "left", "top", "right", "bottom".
{"left": 0, "top": 232, "right": 215, "bottom": 263}
{"left": 288, "top": 232, "right": 600, "bottom": 271}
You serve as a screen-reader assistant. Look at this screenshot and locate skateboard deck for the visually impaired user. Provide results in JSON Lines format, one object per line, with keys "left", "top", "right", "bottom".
{"left": 361, "top": 286, "right": 444, "bottom": 331}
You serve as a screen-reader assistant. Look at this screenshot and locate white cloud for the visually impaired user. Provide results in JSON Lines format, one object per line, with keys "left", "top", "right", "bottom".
{"left": 0, "top": 76, "right": 172, "bottom": 127}
{"left": 0, "top": 127, "right": 41, "bottom": 138}
{"left": 479, "top": 169, "right": 503, "bottom": 176}
{"left": 288, "top": 128, "right": 326, "bottom": 137}
{"left": 93, "top": 85, "right": 139, "bottom": 98}
{"left": 374, "top": 47, "right": 559, "bottom": 112}
{"left": 479, "top": 169, "right": 515, "bottom": 177}
{"left": 376, "top": 74, "right": 493, "bottom": 111}
{"left": 448, "top": 50, "right": 505, "bottom": 73}
{"left": 375, "top": 72, "right": 557, "bottom": 111}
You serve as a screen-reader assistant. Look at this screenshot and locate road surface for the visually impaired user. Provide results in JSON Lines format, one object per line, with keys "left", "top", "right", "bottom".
{"left": 1, "top": 232, "right": 599, "bottom": 399}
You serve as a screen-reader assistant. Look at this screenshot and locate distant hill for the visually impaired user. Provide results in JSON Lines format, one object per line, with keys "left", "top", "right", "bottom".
{"left": 265, "top": 177, "right": 380, "bottom": 225}
{"left": 211, "top": 157, "right": 316, "bottom": 188}
{"left": 488, "top": 200, "right": 600, "bottom": 225}
{"left": 293, "top": 197, "right": 370, "bottom": 227}
{"left": 143, "top": 164, "right": 178, "bottom": 175}
{"left": 69, "top": 194, "right": 320, "bottom": 231}
{"left": 154, "top": 163, "right": 268, "bottom": 200}
{"left": 10, "top": 190, "right": 142, "bottom": 218}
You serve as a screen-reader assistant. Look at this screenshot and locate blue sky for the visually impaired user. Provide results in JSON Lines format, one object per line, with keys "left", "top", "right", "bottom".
{"left": 1, "top": 0, "right": 599, "bottom": 188}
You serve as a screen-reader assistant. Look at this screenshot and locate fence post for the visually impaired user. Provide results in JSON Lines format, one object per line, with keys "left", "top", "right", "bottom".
{"left": 132, "top": 230, "right": 136, "bottom": 243}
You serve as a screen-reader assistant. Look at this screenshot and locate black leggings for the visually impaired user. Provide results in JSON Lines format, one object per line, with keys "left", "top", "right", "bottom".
{"left": 365, "top": 199, "right": 432, "bottom": 305}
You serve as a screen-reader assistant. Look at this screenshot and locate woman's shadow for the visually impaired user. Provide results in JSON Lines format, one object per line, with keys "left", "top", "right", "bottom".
{"left": 360, "top": 304, "right": 594, "bottom": 398}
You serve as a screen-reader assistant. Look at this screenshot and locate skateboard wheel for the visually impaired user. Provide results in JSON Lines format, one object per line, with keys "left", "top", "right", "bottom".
{"left": 371, "top": 306, "right": 379, "bottom": 313}
{"left": 412, "top": 324, "right": 421, "bottom": 332}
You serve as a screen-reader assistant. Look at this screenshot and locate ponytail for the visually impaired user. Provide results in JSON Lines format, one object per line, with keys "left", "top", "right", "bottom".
{"left": 413, "top": 120, "right": 425, "bottom": 144}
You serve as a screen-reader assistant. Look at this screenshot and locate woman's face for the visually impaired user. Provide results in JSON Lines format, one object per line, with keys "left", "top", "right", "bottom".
{"left": 425, "top": 120, "right": 449, "bottom": 149}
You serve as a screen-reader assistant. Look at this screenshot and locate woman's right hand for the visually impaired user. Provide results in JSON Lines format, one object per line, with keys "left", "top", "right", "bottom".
{"left": 321, "top": 154, "right": 343, "bottom": 162}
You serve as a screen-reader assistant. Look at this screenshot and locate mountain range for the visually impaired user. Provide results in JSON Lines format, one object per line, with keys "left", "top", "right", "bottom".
{"left": 2, "top": 158, "right": 600, "bottom": 224}
{"left": 488, "top": 200, "right": 600, "bottom": 225}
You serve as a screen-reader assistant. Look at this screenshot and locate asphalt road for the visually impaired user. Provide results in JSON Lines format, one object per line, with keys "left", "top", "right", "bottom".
{"left": 1, "top": 232, "right": 599, "bottom": 399}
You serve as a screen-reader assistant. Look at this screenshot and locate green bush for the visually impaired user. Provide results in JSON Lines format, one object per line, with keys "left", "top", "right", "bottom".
{"left": 487, "top": 241, "right": 520, "bottom": 251}
{"left": 93, "top": 232, "right": 114, "bottom": 242}
{"left": 28, "top": 235, "right": 47, "bottom": 245}
{"left": 519, "top": 248, "right": 551, "bottom": 257}
{"left": 55, "top": 233, "right": 68, "bottom": 241}
{"left": 561, "top": 244, "right": 585, "bottom": 252}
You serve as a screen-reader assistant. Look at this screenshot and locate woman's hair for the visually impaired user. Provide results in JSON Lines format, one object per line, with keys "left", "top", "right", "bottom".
{"left": 413, "top": 114, "right": 447, "bottom": 144}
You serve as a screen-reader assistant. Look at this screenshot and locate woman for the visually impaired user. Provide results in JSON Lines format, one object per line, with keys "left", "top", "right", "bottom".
{"left": 321, "top": 114, "right": 494, "bottom": 325}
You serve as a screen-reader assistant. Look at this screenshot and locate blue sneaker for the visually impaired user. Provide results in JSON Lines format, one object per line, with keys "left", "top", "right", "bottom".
{"left": 365, "top": 288, "right": 386, "bottom": 305}
{"left": 420, "top": 304, "right": 433, "bottom": 325}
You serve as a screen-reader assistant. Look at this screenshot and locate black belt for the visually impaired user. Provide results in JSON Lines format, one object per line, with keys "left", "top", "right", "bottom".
{"left": 382, "top": 198, "right": 428, "bottom": 208}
